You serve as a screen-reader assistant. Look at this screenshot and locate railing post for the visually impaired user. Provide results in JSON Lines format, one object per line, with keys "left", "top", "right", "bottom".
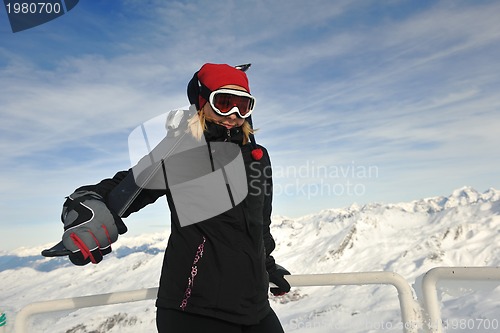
{"left": 421, "top": 267, "right": 500, "bottom": 333}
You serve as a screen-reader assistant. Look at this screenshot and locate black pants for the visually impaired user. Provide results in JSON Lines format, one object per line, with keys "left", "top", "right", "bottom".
{"left": 156, "top": 307, "right": 285, "bottom": 333}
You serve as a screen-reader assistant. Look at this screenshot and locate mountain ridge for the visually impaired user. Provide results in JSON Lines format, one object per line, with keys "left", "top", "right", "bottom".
{"left": 1, "top": 186, "right": 499, "bottom": 332}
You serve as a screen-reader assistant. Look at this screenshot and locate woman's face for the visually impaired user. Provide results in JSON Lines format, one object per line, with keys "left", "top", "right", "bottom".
{"left": 202, "top": 84, "right": 246, "bottom": 129}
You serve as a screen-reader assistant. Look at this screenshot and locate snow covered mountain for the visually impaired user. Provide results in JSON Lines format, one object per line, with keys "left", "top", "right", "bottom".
{"left": 1, "top": 186, "right": 499, "bottom": 332}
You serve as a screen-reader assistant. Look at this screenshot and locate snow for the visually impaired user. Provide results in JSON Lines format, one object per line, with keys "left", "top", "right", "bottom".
{"left": 1, "top": 187, "right": 500, "bottom": 332}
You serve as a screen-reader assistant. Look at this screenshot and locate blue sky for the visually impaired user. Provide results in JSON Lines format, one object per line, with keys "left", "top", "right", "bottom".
{"left": 1, "top": 0, "right": 500, "bottom": 250}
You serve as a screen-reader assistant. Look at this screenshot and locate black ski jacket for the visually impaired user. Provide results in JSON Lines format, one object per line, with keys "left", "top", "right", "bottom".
{"left": 81, "top": 121, "right": 277, "bottom": 325}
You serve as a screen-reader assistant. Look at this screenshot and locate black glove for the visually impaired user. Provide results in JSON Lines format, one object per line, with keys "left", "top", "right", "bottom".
{"left": 61, "top": 190, "right": 127, "bottom": 266}
{"left": 268, "top": 264, "right": 291, "bottom": 296}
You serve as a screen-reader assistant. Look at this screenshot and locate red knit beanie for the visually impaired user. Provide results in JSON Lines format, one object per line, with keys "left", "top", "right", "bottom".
{"left": 197, "top": 63, "right": 251, "bottom": 110}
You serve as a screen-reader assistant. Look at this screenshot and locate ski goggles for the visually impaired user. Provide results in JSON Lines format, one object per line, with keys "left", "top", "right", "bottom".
{"left": 208, "top": 89, "right": 256, "bottom": 119}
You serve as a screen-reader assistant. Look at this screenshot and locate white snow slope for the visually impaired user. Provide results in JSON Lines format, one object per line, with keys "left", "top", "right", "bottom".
{"left": 1, "top": 186, "right": 499, "bottom": 333}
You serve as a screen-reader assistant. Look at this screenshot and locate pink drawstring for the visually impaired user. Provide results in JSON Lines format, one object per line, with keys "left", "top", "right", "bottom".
{"left": 180, "top": 236, "right": 206, "bottom": 310}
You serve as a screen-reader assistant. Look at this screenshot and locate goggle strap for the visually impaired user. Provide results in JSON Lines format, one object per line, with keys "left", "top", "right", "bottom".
{"left": 199, "top": 83, "right": 212, "bottom": 101}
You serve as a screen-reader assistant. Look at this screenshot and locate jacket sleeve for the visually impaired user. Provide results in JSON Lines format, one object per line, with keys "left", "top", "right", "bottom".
{"left": 76, "top": 169, "right": 166, "bottom": 218}
{"left": 260, "top": 146, "right": 277, "bottom": 271}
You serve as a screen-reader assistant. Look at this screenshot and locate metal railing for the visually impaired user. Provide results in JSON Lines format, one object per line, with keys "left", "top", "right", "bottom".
{"left": 13, "top": 272, "right": 421, "bottom": 333}
{"left": 421, "top": 267, "right": 500, "bottom": 333}
{"left": 10, "top": 267, "right": 500, "bottom": 333}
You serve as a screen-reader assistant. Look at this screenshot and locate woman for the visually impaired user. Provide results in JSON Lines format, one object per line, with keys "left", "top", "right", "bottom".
{"left": 57, "top": 63, "right": 291, "bottom": 332}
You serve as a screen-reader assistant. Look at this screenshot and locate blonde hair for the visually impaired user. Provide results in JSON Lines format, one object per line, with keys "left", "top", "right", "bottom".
{"left": 188, "top": 111, "right": 254, "bottom": 145}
